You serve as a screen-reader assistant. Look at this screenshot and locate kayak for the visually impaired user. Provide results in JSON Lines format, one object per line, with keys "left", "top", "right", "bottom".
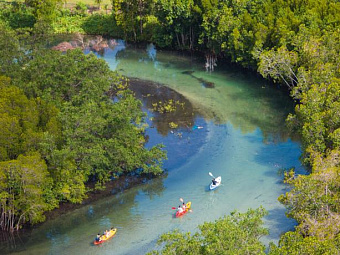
{"left": 175, "top": 202, "right": 191, "bottom": 218}
{"left": 209, "top": 176, "right": 222, "bottom": 190}
{"left": 93, "top": 228, "right": 117, "bottom": 245}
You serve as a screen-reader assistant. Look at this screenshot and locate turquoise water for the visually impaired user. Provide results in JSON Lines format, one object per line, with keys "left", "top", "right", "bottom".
{"left": 2, "top": 40, "right": 305, "bottom": 254}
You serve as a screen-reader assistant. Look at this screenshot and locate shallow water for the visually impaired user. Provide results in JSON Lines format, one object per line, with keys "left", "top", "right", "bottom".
{"left": 1, "top": 40, "right": 305, "bottom": 254}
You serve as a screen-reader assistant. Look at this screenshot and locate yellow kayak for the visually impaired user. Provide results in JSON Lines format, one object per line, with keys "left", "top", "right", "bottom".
{"left": 94, "top": 228, "right": 117, "bottom": 245}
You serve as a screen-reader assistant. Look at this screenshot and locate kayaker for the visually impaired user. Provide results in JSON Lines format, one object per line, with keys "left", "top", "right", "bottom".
{"left": 212, "top": 178, "right": 217, "bottom": 185}
{"left": 177, "top": 205, "right": 183, "bottom": 213}
{"left": 96, "top": 233, "right": 101, "bottom": 242}
{"left": 182, "top": 202, "right": 186, "bottom": 210}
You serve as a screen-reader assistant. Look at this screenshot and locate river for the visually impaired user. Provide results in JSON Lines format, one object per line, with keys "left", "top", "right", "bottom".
{"left": 1, "top": 39, "right": 305, "bottom": 255}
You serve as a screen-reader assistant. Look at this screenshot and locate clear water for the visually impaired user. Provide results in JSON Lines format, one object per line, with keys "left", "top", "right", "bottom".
{"left": 1, "top": 40, "right": 305, "bottom": 255}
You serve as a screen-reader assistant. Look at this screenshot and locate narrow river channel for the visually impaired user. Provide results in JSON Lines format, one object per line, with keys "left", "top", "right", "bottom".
{"left": 2, "top": 39, "right": 305, "bottom": 255}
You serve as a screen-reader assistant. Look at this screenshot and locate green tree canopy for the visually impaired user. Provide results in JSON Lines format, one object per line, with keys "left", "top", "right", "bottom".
{"left": 14, "top": 48, "right": 166, "bottom": 190}
{"left": 0, "top": 76, "right": 61, "bottom": 161}
{"left": 148, "top": 207, "right": 268, "bottom": 255}
{"left": 0, "top": 153, "right": 56, "bottom": 231}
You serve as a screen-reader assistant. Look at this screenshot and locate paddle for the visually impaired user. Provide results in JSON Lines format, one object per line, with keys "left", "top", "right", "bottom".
{"left": 173, "top": 199, "right": 184, "bottom": 210}
{"left": 172, "top": 206, "right": 193, "bottom": 212}
{"left": 180, "top": 198, "right": 194, "bottom": 213}
{"left": 209, "top": 172, "right": 216, "bottom": 179}
{"left": 173, "top": 200, "right": 193, "bottom": 214}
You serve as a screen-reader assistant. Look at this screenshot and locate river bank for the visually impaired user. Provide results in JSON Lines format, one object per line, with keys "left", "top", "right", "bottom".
{"left": 43, "top": 173, "right": 167, "bottom": 223}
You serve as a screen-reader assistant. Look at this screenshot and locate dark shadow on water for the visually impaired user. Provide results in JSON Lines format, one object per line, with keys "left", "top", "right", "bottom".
{"left": 0, "top": 231, "right": 28, "bottom": 255}
{"left": 247, "top": 135, "right": 303, "bottom": 244}
{"left": 182, "top": 70, "right": 215, "bottom": 88}
{"left": 251, "top": 135, "right": 305, "bottom": 176}
{"left": 205, "top": 184, "right": 223, "bottom": 192}
{"left": 264, "top": 207, "right": 297, "bottom": 242}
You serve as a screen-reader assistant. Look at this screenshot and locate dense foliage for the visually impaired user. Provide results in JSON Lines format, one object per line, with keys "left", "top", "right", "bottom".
{"left": 114, "top": 0, "right": 340, "bottom": 252}
{"left": 0, "top": 0, "right": 340, "bottom": 253}
{"left": 148, "top": 207, "right": 268, "bottom": 255}
{"left": 0, "top": 21, "right": 166, "bottom": 231}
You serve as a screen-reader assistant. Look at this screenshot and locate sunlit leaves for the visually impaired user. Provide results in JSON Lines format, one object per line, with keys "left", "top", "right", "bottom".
{"left": 0, "top": 78, "right": 59, "bottom": 160}
{"left": 148, "top": 207, "right": 268, "bottom": 255}
{"left": 258, "top": 46, "right": 299, "bottom": 89}
{"left": 0, "top": 153, "right": 54, "bottom": 231}
{"left": 269, "top": 231, "right": 340, "bottom": 255}
{"left": 279, "top": 152, "right": 340, "bottom": 239}
{"left": 292, "top": 80, "right": 340, "bottom": 163}
{"left": 112, "top": 0, "right": 156, "bottom": 41}
{"left": 0, "top": 23, "right": 22, "bottom": 76}
{"left": 154, "top": 0, "right": 201, "bottom": 49}
{"left": 17, "top": 49, "right": 116, "bottom": 105}
{"left": 25, "top": 0, "right": 62, "bottom": 22}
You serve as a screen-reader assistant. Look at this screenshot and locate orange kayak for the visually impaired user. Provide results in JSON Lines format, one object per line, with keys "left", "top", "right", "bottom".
{"left": 94, "top": 228, "right": 117, "bottom": 245}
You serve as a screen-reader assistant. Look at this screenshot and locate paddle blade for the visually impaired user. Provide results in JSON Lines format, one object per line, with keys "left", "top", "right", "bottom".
{"left": 179, "top": 198, "right": 184, "bottom": 203}
{"left": 209, "top": 172, "right": 215, "bottom": 178}
{"left": 172, "top": 207, "right": 177, "bottom": 210}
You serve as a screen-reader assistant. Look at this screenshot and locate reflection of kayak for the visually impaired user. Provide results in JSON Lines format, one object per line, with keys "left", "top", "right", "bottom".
{"left": 175, "top": 202, "right": 191, "bottom": 218}
{"left": 94, "top": 228, "right": 117, "bottom": 245}
{"left": 210, "top": 176, "right": 221, "bottom": 190}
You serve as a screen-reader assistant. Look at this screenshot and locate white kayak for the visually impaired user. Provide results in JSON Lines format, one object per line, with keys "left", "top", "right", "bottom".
{"left": 209, "top": 176, "right": 222, "bottom": 190}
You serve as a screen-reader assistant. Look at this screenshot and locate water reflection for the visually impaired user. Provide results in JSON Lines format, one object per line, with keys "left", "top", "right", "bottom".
{"left": 140, "top": 175, "right": 167, "bottom": 200}
{"left": 146, "top": 43, "right": 156, "bottom": 61}
{"left": 88, "top": 39, "right": 125, "bottom": 70}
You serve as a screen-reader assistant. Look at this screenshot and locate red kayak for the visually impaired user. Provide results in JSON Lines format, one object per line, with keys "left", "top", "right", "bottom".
{"left": 175, "top": 202, "right": 191, "bottom": 218}
{"left": 94, "top": 228, "right": 117, "bottom": 245}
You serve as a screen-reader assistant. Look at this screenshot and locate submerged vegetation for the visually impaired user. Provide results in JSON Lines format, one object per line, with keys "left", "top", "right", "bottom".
{"left": 0, "top": 0, "right": 340, "bottom": 253}
{"left": 152, "top": 100, "right": 185, "bottom": 114}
